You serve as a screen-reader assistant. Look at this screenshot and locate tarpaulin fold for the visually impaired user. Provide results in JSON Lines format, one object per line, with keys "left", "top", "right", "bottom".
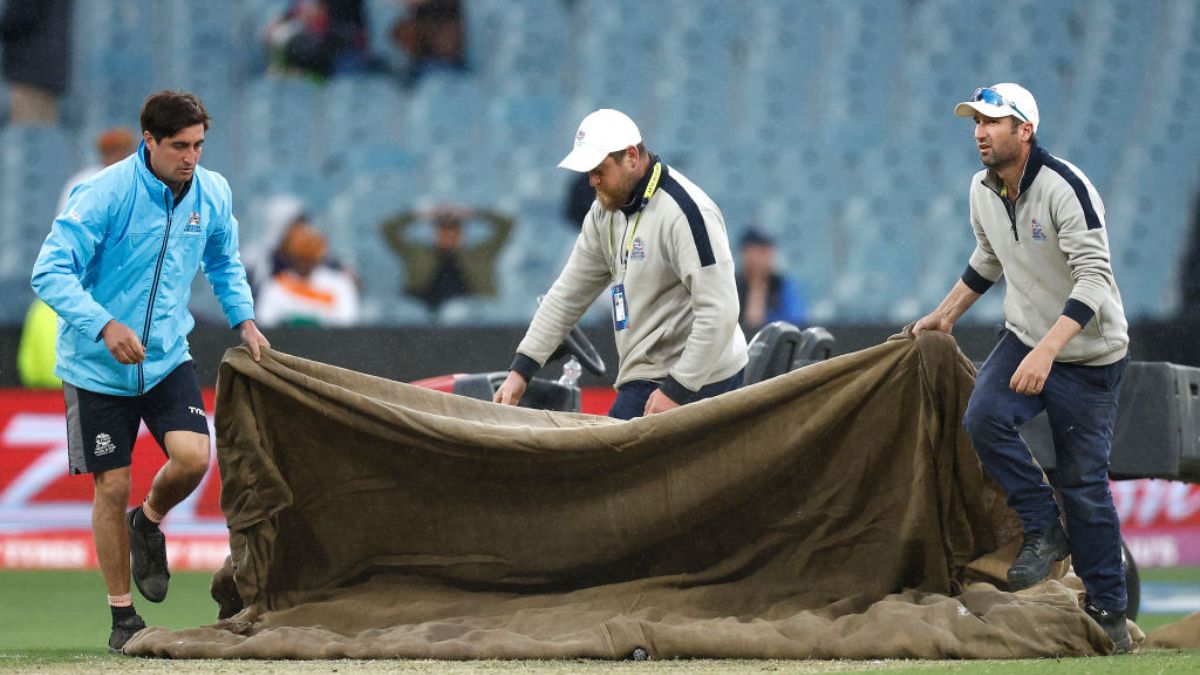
{"left": 126, "top": 333, "right": 1130, "bottom": 658}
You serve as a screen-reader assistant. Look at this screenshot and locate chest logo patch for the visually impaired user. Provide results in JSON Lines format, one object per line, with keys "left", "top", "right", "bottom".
{"left": 183, "top": 211, "right": 202, "bottom": 234}
{"left": 1031, "top": 217, "right": 1047, "bottom": 241}
{"left": 630, "top": 237, "right": 647, "bottom": 261}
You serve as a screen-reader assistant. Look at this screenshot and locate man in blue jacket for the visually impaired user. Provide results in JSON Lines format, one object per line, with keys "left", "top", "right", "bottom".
{"left": 31, "top": 90, "right": 270, "bottom": 653}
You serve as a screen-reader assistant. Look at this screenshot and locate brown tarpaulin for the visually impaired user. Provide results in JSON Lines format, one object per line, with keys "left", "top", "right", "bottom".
{"left": 125, "top": 333, "right": 1130, "bottom": 659}
{"left": 1146, "top": 612, "right": 1200, "bottom": 648}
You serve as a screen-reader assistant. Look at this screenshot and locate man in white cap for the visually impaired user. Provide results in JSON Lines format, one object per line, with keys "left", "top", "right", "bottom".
{"left": 493, "top": 109, "right": 747, "bottom": 418}
{"left": 913, "top": 84, "right": 1133, "bottom": 653}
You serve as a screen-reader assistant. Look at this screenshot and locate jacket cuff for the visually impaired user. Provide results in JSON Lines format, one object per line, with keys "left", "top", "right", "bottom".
{"left": 1062, "top": 298, "right": 1095, "bottom": 328}
{"left": 225, "top": 305, "right": 256, "bottom": 330}
{"left": 659, "top": 376, "right": 697, "bottom": 405}
{"left": 961, "top": 265, "right": 995, "bottom": 295}
{"left": 510, "top": 353, "right": 541, "bottom": 382}
{"left": 89, "top": 312, "right": 115, "bottom": 342}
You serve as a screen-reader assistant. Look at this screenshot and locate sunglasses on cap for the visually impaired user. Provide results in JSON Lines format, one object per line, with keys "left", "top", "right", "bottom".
{"left": 972, "top": 87, "right": 1030, "bottom": 123}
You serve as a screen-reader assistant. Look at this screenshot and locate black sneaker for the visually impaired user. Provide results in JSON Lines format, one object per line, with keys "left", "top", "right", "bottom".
{"left": 1085, "top": 601, "right": 1133, "bottom": 654}
{"left": 1007, "top": 522, "right": 1070, "bottom": 590}
{"left": 107, "top": 613, "right": 146, "bottom": 654}
{"left": 127, "top": 507, "right": 169, "bottom": 602}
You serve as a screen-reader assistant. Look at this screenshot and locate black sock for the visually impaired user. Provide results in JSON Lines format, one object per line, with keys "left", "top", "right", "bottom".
{"left": 111, "top": 604, "right": 136, "bottom": 627}
{"left": 132, "top": 506, "right": 160, "bottom": 533}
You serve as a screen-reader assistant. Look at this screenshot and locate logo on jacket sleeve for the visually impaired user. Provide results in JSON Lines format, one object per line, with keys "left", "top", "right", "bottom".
{"left": 183, "top": 211, "right": 202, "bottom": 234}
{"left": 1031, "top": 217, "right": 1047, "bottom": 241}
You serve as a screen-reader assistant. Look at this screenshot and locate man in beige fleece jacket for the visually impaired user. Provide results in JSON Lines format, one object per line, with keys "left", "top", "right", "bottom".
{"left": 494, "top": 109, "right": 747, "bottom": 419}
{"left": 913, "top": 83, "right": 1132, "bottom": 653}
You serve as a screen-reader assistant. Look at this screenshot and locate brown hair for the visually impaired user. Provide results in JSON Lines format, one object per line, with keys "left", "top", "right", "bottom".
{"left": 1010, "top": 117, "right": 1038, "bottom": 145}
{"left": 139, "top": 90, "right": 211, "bottom": 142}
{"left": 606, "top": 142, "right": 649, "bottom": 164}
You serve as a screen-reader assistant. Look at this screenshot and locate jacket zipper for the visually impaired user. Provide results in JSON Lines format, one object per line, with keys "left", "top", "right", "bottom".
{"left": 987, "top": 183, "right": 1021, "bottom": 242}
{"left": 139, "top": 190, "right": 174, "bottom": 394}
{"left": 1006, "top": 198, "right": 1019, "bottom": 242}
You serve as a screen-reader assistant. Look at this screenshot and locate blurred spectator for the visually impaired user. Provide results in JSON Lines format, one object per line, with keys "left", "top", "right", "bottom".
{"left": 256, "top": 222, "right": 360, "bottom": 327}
{"left": 245, "top": 195, "right": 351, "bottom": 294}
{"left": 0, "top": 0, "right": 72, "bottom": 124}
{"left": 563, "top": 171, "right": 593, "bottom": 229}
{"left": 735, "top": 228, "right": 805, "bottom": 336}
{"left": 391, "top": 0, "right": 465, "bottom": 83}
{"left": 381, "top": 204, "right": 513, "bottom": 311}
{"left": 58, "top": 127, "right": 136, "bottom": 211}
{"left": 17, "top": 298, "right": 61, "bottom": 388}
{"left": 1184, "top": 190, "right": 1200, "bottom": 315}
{"left": 264, "top": 0, "right": 371, "bottom": 79}
{"left": 246, "top": 195, "right": 306, "bottom": 291}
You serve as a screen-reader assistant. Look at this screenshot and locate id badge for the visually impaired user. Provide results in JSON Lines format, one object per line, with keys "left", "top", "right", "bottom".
{"left": 611, "top": 284, "right": 628, "bottom": 331}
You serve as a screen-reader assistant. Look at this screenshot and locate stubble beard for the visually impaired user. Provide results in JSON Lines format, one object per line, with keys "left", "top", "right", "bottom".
{"left": 981, "top": 136, "right": 1021, "bottom": 170}
{"left": 595, "top": 173, "right": 636, "bottom": 212}
{"left": 596, "top": 189, "right": 620, "bottom": 211}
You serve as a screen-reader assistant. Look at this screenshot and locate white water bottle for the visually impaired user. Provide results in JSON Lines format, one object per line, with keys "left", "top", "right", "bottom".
{"left": 558, "top": 356, "right": 582, "bottom": 387}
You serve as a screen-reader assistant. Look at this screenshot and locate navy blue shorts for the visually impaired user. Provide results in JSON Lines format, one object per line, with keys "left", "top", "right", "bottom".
{"left": 608, "top": 369, "right": 745, "bottom": 420}
{"left": 63, "top": 361, "right": 210, "bottom": 475}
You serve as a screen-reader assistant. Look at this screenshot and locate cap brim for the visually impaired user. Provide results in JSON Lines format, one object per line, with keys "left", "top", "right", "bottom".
{"left": 954, "top": 101, "right": 1011, "bottom": 120}
{"left": 558, "top": 146, "right": 608, "bottom": 172}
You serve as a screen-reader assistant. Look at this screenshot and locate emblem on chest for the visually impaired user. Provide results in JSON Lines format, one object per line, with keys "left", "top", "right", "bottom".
{"left": 183, "top": 211, "right": 202, "bottom": 234}
{"left": 1030, "top": 217, "right": 1046, "bottom": 241}
{"left": 630, "top": 236, "right": 646, "bottom": 261}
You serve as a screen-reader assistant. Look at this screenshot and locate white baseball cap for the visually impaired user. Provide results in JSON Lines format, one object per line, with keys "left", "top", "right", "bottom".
{"left": 558, "top": 109, "right": 642, "bottom": 172}
{"left": 954, "top": 83, "right": 1040, "bottom": 133}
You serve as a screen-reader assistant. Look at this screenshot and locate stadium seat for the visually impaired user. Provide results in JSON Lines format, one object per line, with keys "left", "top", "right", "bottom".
{"left": 321, "top": 76, "right": 410, "bottom": 182}
{"left": 403, "top": 72, "right": 484, "bottom": 155}
{"left": 361, "top": 293, "right": 430, "bottom": 326}
{"left": 478, "top": 0, "right": 568, "bottom": 96}
{"left": 436, "top": 296, "right": 514, "bottom": 327}
{"left": 497, "top": 203, "right": 578, "bottom": 307}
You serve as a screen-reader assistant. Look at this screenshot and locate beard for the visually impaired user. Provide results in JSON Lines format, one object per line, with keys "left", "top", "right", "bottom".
{"left": 980, "top": 141, "right": 1021, "bottom": 169}
{"left": 595, "top": 172, "right": 638, "bottom": 212}
{"left": 595, "top": 188, "right": 621, "bottom": 211}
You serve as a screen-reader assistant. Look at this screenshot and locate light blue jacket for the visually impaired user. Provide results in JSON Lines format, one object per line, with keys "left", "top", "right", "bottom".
{"left": 31, "top": 144, "right": 255, "bottom": 395}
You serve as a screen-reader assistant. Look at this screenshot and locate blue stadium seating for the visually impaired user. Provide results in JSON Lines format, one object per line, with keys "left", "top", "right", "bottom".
{"left": 319, "top": 167, "right": 427, "bottom": 323}
{"left": 0, "top": 127, "right": 73, "bottom": 322}
{"left": 320, "top": 75, "right": 410, "bottom": 186}
{"left": 2, "top": 0, "right": 1197, "bottom": 327}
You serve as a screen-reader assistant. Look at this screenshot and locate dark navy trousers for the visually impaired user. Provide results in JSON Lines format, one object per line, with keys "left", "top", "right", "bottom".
{"left": 963, "top": 331, "right": 1129, "bottom": 611}
{"left": 608, "top": 370, "right": 744, "bottom": 420}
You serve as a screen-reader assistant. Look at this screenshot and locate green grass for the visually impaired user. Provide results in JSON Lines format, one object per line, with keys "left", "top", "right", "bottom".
{"left": 1138, "top": 613, "right": 1191, "bottom": 632}
{"left": 0, "top": 570, "right": 1195, "bottom": 673}
{"left": 0, "top": 570, "right": 219, "bottom": 652}
{"left": 1141, "top": 565, "right": 1200, "bottom": 583}
{"left": 881, "top": 652, "right": 1199, "bottom": 674}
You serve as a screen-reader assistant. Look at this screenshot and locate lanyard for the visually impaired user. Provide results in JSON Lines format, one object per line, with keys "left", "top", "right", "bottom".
{"left": 606, "top": 161, "right": 662, "bottom": 281}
